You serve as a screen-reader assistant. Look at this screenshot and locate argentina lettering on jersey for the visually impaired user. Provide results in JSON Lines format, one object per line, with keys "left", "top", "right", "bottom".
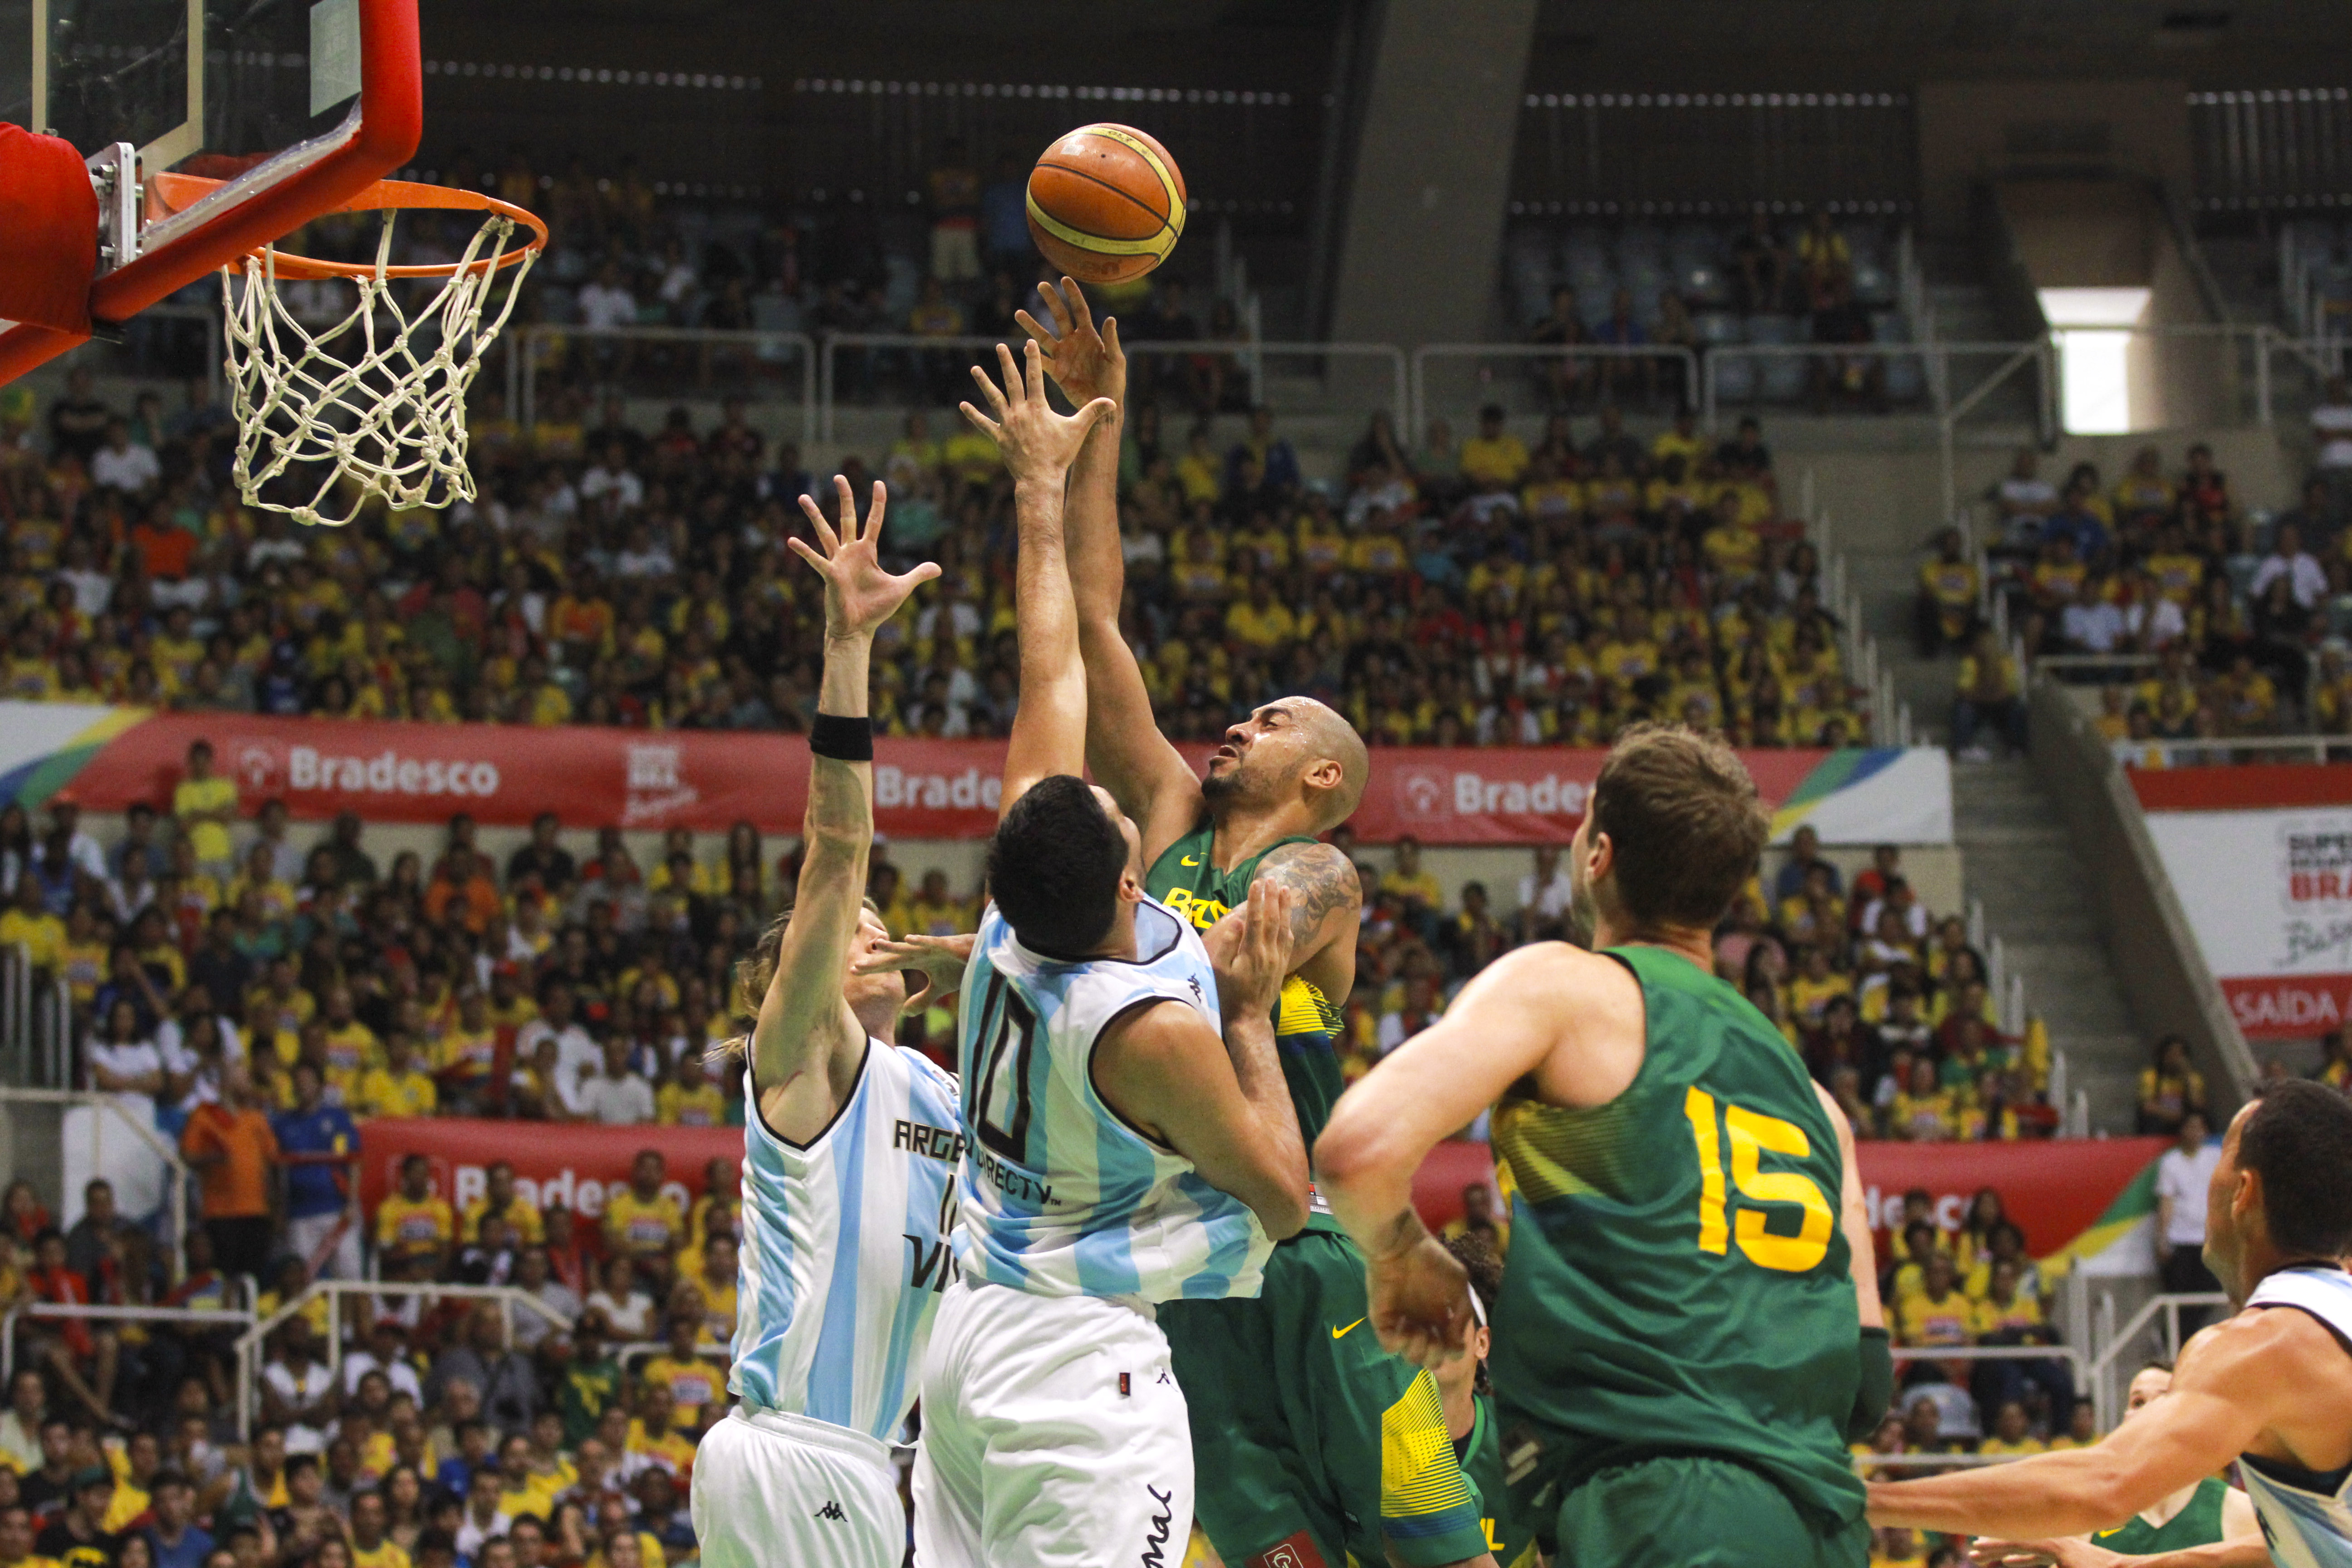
{"left": 950, "top": 896, "right": 1274, "bottom": 1302}
{"left": 732, "top": 1041, "right": 961, "bottom": 1443}
{"left": 2242, "top": 1265, "right": 2352, "bottom": 1568}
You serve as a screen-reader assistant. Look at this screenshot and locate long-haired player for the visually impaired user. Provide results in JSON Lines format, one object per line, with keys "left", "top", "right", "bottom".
{"left": 689, "top": 477, "right": 956, "bottom": 1568}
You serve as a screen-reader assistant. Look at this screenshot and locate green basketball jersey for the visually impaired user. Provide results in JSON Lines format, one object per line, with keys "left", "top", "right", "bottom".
{"left": 1488, "top": 943, "right": 1866, "bottom": 1528}
{"left": 1460, "top": 1394, "right": 1543, "bottom": 1568}
{"left": 1147, "top": 818, "right": 1348, "bottom": 1233}
{"left": 2090, "top": 1477, "right": 2229, "bottom": 1554}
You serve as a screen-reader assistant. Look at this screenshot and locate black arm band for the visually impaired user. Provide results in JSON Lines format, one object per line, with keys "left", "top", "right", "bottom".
{"left": 808, "top": 713, "right": 874, "bottom": 763}
{"left": 1847, "top": 1325, "right": 1895, "bottom": 1441}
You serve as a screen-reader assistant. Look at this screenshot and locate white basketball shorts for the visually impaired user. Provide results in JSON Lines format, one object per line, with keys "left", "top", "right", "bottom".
{"left": 913, "top": 1275, "right": 1194, "bottom": 1568}
{"left": 693, "top": 1405, "right": 905, "bottom": 1568}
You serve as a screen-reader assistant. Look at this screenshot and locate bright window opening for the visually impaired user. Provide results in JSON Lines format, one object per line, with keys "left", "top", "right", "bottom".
{"left": 2039, "top": 287, "right": 2151, "bottom": 435}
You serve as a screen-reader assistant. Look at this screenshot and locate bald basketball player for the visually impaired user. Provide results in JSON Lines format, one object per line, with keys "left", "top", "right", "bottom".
{"left": 1020, "top": 279, "right": 1494, "bottom": 1568}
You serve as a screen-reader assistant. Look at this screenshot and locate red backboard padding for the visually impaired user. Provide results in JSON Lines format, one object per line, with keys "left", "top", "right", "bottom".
{"left": 0, "top": 126, "right": 98, "bottom": 333}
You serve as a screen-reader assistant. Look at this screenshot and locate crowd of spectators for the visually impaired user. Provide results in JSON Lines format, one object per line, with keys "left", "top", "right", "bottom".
{"left": 1715, "top": 828, "right": 2053, "bottom": 1145}
{"left": 1917, "top": 416, "right": 2352, "bottom": 762}
{"left": 0, "top": 327, "right": 1875, "bottom": 755}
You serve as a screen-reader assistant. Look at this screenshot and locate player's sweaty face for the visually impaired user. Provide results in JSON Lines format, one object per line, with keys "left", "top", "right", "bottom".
{"left": 1207, "top": 702, "right": 1307, "bottom": 800}
{"left": 843, "top": 907, "right": 910, "bottom": 1011}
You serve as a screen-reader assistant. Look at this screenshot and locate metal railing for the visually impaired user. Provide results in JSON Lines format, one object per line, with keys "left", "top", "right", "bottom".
{"left": 233, "top": 1281, "right": 572, "bottom": 1440}
{"left": 0, "top": 1301, "right": 256, "bottom": 1384}
{"left": 2087, "top": 1290, "right": 2232, "bottom": 1428}
{"left": 510, "top": 324, "right": 818, "bottom": 448}
{"left": 2122, "top": 733, "right": 2352, "bottom": 766}
{"left": 0, "top": 946, "right": 72, "bottom": 1088}
{"left": 821, "top": 333, "right": 1411, "bottom": 444}
{"left": 1799, "top": 493, "right": 1909, "bottom": 746}
{"left": 0, "top": 1088, "right": 189, "bottom": 1276}
{"left": 1409, "top": 343, "right": 1702, "bottom": 439}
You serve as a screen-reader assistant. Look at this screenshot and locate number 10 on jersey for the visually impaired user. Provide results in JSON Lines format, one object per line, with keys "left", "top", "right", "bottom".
{"left": 1683, "top": 1087, "right": 1833, "bottom": 1273}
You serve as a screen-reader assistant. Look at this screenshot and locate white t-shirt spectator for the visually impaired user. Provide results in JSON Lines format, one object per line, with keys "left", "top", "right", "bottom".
{"left": 2125, "top": 595, "right": 2187, "bottom": 650}
{"left": 580, "top": 464, "right": 647, "bottom": 512}
{"left": 1519, "top": 867, "right": 1574, "bottom": 925}
{"left": 58, "top": 564, "right": 113, "bottom": 617}
{"left": 91, "top": 440, "right": 161, "bottom": 494}
{"left": 577, "top": 279, "right": 639, "bottom": 332}
{"left": 2156, "top": 1138, "right": 2223, "bottom": 1247}
{"left": 2061, "top": 598, "right": 2126, "bottom": 653}
{"left": 2313, "top": 398, "right": 2352, "bottom": 470}
{"left": 342, "top": 1348, "right": 424, "bottom": 1402}
{"left": 261, "top": 1359, "right": 336, "bottom": 1452}
{"left": 585, "top": 1284, "right": 656, "bottom": 1341}
{"left": 88, "top": 1037, "right": 165, "bottom": 1126}
{"left": 578, "top": 1070, "right": 656, "bottom": 1126}
{"left": 516, "top": 1018, "right": 601, "bottom": 1116}
{"left": 2251, "top": 548, "right": 2329, "bottom": 610}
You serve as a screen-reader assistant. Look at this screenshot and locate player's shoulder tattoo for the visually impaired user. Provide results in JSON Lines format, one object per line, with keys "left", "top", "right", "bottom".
{"left": 1253, "top": 840, "right": 1359, "bottom": 948}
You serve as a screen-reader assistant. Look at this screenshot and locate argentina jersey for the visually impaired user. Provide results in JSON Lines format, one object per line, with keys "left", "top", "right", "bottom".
{"left": 950, "top": 895, "right": 1274, "bottom": 1303}
{"left": 2243, "top": 1265, "right": 2352, "bottom": 1568}
{"left": 731, "top": 1040, "right": 962, "bottom": 1444}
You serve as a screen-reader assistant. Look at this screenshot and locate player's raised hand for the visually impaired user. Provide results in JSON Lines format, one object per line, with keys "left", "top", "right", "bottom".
{"left": 1207, "top": 877, "right": 1294, "bottom": 1025}
{"left": 789, "top": 476, "right": 941, "bottom": 639}
{"left": 960, "top": 338, "right": 1115, "bottom": 487}
{"left": 1364, "top": 1218, "right": 1476, "bottom": 1372}
{"left": 1017, "top": 276, "right": 1126, "bottom": 407}
{"left": 852, "top": 931, "right": 977, "bottom": 1002}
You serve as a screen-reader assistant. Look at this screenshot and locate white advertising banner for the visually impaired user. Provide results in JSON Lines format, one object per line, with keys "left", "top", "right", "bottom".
{"left": 2142, "top": 807, "right": 2352, "bottom": 1038}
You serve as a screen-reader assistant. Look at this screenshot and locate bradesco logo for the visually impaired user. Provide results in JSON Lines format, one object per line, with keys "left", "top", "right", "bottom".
{"left": 1392, "top": 763, "right": 1592, "bottom": 821}
{"left": 285, "top": 743, "right": 502, "bottom": 799}
{"left": 874, "top": 764, "right": 1001, "bottom": 812}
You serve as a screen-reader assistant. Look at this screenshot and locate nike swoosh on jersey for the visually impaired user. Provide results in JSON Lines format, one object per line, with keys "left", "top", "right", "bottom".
{"left": 1181, "top": 855, "right": 1201, "bottom": 866}
{"left": 1332, "top": 1318, "right": 1366, "bottom": 1339}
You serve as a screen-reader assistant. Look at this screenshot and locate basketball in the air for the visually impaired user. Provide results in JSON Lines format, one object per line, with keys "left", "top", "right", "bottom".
{"left": 1025, "top": 123, "right": 1187, "bottom": 285}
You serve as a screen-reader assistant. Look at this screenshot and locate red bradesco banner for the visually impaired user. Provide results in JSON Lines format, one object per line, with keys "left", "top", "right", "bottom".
{"left": 362, "top": 1117, "right": 2163, "bottom": 1263}
{"left": 43, "top": 708, "right": 1858, "bottom": 846}
{"left": 2132, "top": 765, "right": 2352, "bottom": 1038}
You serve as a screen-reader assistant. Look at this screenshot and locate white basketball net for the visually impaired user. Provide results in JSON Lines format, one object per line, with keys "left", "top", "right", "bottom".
{"left": 222, "top": 209, "right": 536, "bottom": 527}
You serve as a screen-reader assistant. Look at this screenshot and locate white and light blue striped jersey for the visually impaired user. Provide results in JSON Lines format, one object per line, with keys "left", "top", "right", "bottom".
{"left": 2243, "top": 1264, "right": 2352, "bottom": 1568}
{"left": 730, "top": 1041, "right": 963, "bottom": 1444}
{"left": 949, "top": 895, "right": 1274, "bottom": 1303}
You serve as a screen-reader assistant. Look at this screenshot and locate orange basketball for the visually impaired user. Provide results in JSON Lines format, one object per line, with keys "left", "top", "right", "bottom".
{"left": 1025, "top": 123, "right": 1187, "bottom": 285}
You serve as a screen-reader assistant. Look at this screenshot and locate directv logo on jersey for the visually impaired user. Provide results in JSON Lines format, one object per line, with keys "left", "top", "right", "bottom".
{"left": 972, "top": 1143, "right": 1055, "bottom": 1205}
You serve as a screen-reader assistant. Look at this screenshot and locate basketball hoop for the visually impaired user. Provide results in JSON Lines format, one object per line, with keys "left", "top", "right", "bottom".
{"left": 150, "top": 172, "right": 546, "bottom": 528}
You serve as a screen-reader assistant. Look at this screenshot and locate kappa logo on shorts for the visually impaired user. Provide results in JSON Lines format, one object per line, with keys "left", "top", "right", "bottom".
{"left": 812, "top": 1500, "right": 846, "bottom": 1523}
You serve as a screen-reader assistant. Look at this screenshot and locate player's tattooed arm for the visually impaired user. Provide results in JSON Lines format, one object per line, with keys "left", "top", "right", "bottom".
{"left": 1253, "top": 840, "right": 1361, "bottom": 1003}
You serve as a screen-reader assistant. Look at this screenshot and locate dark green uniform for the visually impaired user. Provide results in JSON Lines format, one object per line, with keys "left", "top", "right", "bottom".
{"left": 1490, "top": 944, "right": 1869, "bottom": 1568}
{"left": 2089, "top": 1477, "right": 2230, "bottom": 1554}
{"left": 1460, "top": 1394, "right": 1544, "bottom": 1568}
{"left": 1151, "top": 821, "right": 1489, "bottom": 1568}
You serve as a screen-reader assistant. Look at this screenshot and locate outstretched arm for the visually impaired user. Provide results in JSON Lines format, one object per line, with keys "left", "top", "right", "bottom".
{"left": 1022, "top": 279, "right": 1204, "bottom": 860}
{"left": 751, "top": 478, "right": 941, "bottom": 1145}
{"left": 1869, "top": 1308, "right": 2319, "bottom": 1538}
{"left": 962, "top": 337, "right": 1113, "bottom": 814}
{"left": 1315, "top": 941, "right": 1642, "bottom": 1368}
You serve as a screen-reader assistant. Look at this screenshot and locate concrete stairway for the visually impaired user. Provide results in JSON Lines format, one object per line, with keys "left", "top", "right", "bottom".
{"left": 1953, "top": 758, "right": 2145, "bottom": 1132}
